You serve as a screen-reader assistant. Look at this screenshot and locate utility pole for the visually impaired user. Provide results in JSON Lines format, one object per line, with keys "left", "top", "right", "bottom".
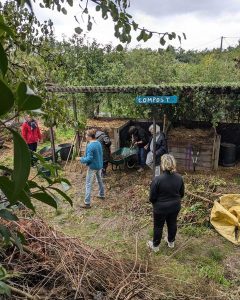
{"left": 220, "top": 36, "right": 224, "bottom": 52}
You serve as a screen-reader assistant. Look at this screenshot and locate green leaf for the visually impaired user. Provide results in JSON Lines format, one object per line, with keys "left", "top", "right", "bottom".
{"left": 132, "top": 21, "right": 138, "bottom": 31}
{"left": 0, "top": 79, "right": 14, "bottom": 116}
{"left": 183, "top": 32, "right": 187, "bottom": 40}
{"left": 87, "top": 21, "right": 92, "bottom": 31}
{"left": 16, "top": 82, "right": 42, "bottom": 112}
{"left": 0, "top": 166, "right": 12, "bottom": 175}
{"left": 160, "top": 37, "right": 166, "bottom": 46}
{"left": 18, "top": 190, "right": 35, "bottom": 211}
{"left": 49, "top": 187, "right": 73, "bottom": 206}
{"left": 0, "top": 265, "right": 7, "bottom": 279}
{"left": 0, "top": 43, "right": 8, "bottom": 77}
{"left": 0, "top": 21, "right": 14, "bottom": 38}
{"left": 0, "top": 225, "right": 11, "bottom": 244}
{"left": 142, "top": 31, "right": 149, "bottom": 42}
{"left": 10, "top": 129, "right": 31, "bottom": 199}
{"left": 26, "top": 180, "right": 42, "bottom": 189}
{"left": 32, "top": 192, "right": 57, "bottom": 209}
{"left": 62, "top": 7, "right": 67, "bottom": 15}
{"left": 96, "top": 5, "right": 101, "bottom": 12}
{"left": 67, "top": 0, "right": 73, "bottom": 6}
{"left": 0, "top": 281, "right": 11, "bottom": 296}
{"left": 11, "top": 232, "right": 23, "bottom": 251}
{"left": 0, "top": 176, "right": 15, "bottom": 204}
{"left": 136, "top": 31, "right": 143, "bottom": 42}
{"left": 116, "top": 44, "right": 123, "bottom": 51}
{"left": 0, "top": 209, "right": 18, "bottom": 221}
{"left": 75, "top": 27, "right": 83, "bottom": 34}
{"left": 17, "top": 231, "right": 26, "bottom": 244}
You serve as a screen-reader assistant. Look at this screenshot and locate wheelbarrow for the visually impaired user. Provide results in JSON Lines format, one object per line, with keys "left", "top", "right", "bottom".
{"left": 109, "top": 147, "right": 138, "bottom": 170}
{"left": 38, "top": 146, "right": 61, "bottom": 162}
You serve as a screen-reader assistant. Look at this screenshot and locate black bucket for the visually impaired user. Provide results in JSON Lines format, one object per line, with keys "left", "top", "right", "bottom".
{"left": 58, "top": 143, "right": 73, "bottom": 161}
{"left": 220, "top": 143, "right": 236, "bottom": 167}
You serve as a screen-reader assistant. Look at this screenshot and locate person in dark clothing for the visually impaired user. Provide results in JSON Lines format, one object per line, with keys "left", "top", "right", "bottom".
{"left": 128, "top": 125, "right": 149, "bottom": 172}
{"left": 95, "top": 129, "right": 111, "bottom": 176}
{"left": 147, "top": 154, "right": 184, "bottom": 252}
{"left": 145, "top": 124, "right": 168, "bottom": 176}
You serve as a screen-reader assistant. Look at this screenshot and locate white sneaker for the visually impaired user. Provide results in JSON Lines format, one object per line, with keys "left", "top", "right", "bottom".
{"left": 146, "top": 241, "right": 159, "bottom": 253}
{"left": 137, "top": 167, "right": 144, "bottom": 173}
{"left": 164, "top": 237, "right": 175, "bottom": 248}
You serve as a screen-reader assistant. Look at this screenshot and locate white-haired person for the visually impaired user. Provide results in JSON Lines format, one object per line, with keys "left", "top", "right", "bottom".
{"left": 145, "top": 124, "right": 168, "bottom": 176}
{"left": 147, "top": 154, "right": 184, "bottom": 252}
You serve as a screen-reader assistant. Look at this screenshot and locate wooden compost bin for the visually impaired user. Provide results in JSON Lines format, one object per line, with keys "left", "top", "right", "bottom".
{"left": 167, "top": 127, "right": 221, "bottom": 171}
{"left": 80, "top": 118, "right": 130, "bottom": 154}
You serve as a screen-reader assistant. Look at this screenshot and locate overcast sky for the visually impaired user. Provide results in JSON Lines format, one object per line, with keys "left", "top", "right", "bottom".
{"left": 34, "top": 0, "right": 240, "bottom": 50}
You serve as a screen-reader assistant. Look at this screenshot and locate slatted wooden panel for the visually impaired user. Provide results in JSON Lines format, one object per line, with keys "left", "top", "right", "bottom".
{"left": 80, "top": 120, "right": 130, "bottom": 155}
{"left": 168, "top": 136, "right": 221, "bottom": 171}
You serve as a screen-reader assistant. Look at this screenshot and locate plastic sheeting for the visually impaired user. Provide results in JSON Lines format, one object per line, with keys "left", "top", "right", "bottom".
{"left": 210, "top": 194, "right": 240, "bottom": 245}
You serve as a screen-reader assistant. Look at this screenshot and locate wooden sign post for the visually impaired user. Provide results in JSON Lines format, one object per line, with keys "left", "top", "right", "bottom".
{"left": 136, "top": 95, "right": 178, "bottom": 179}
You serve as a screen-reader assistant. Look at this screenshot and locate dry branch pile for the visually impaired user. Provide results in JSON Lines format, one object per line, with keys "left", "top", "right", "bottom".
{"left": 1, "top": 217, "right": 151, "bottom": 300}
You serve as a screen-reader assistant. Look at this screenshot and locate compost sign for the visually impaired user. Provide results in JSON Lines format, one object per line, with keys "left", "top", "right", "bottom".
{"left": 136, "top": 95, "right": 178, "bottom": 104}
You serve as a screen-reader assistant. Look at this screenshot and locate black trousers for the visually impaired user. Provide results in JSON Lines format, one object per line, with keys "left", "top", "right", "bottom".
{"left": 28, "top": 143, "right": 38, "bottom": 166}
{"left": 102, "top": 161, "right": 108, "bottom": 175}
{"left": 153, "top": 210, "right": 180, "bottom": 247}
{"left": 28, "top": 142, "right": 37, "bottom": 152}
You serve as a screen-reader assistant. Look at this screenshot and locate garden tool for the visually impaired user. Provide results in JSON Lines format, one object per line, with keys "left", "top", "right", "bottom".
{"left": 191, "top": 146, "right": 200, "bottom": 172}
{"left": 63, "top": 132, "right": 77, "bottom": 170}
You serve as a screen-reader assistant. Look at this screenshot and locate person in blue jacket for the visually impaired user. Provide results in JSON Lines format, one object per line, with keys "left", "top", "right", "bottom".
{"left": 80, "top": 129, "right": 105, "bottom": 208}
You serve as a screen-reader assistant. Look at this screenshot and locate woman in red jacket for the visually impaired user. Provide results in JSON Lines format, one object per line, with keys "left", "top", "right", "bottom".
{"left": 21, "top": 115, "right": 42, "bottom": 153}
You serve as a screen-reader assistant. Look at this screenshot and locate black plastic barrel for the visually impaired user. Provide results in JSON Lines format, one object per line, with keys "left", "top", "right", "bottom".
{"left": 237, "top": 145, "right": 240, "bottom": 161}
{"left": 58, "top": 143, "right": 73, "bottom": 161}
{"left": 220, "top": 143, "right": 236, "bottom": 167}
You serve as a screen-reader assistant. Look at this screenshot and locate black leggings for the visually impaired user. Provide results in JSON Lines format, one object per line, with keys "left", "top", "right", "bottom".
{"left": 153, "top": 210, "right": 180, "bottom": 247}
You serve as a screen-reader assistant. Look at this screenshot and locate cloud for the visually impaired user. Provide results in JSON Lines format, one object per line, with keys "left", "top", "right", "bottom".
{"left": 32, "top": 0, "right": 240, "bottom": 51}
{"left": 129, "top": 0, "right": 240, "bottom": 18}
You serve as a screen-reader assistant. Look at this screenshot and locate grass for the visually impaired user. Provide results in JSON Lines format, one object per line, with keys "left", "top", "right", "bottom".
{"left": 180, "top": 224, "right": 211, "bottom": 237}
{"left": 197, "top": 260, "right": 232, "bottom": 287}
{"left": 208, "top": 247, "right": 225, "bottom": 262}
{"left": 0, "top": 139, "right": 237, "bottom": 299}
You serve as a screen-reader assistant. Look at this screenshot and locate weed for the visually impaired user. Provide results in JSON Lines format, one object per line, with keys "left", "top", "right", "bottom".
{"left": 180, "top": 225, "right": 210, "bottom": 237}
{"left": 197, "top": 261, "right": 232, "bottom": 287}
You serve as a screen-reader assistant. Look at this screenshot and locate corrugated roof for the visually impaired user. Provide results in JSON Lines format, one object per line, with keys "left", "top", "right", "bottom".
{"left": 45, "top": 83, "right": 240, "bottom": 95}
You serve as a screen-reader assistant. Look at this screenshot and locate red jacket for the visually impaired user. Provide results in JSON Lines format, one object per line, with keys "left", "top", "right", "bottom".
{"left": 21, "top": 121, "right": 42, "bottom": 144}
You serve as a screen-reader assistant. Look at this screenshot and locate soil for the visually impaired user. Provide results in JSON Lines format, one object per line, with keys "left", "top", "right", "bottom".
{"left": 168, "top": 127, "right": 215, "bottom": 145}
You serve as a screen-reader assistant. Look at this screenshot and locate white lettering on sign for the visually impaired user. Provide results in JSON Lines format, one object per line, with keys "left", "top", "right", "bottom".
{"left": 136, "top": 95, "right": 178, "bottom": 104}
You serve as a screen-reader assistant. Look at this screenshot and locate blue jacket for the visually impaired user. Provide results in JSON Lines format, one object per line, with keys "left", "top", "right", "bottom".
{"left": 80, "top": 141, "right": 103, "bottom": 170}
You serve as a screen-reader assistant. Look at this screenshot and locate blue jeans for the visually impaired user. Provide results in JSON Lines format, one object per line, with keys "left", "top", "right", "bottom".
{"left": 138, "top": 147, "right": 146, "bottom": 167}
{"left": 85, "top": 168, "right": 104, "bottom": 205}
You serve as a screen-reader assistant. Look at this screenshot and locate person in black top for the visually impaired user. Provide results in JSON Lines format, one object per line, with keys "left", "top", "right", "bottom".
{"left": 95, "top": 128, "right": 111, "bottom": 176}
{"left": 145, "top": 124, "right": 168, "bottom": 176}
{"left": 128, "top": 125, "right": 149, "bottom": 172}
{"left": 147, "top": 154, "right": 184, "bottom": 252}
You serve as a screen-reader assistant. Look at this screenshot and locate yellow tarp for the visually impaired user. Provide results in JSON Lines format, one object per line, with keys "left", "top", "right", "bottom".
{"left": 210, "top": 194, "right": 240, "bottom": 245}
